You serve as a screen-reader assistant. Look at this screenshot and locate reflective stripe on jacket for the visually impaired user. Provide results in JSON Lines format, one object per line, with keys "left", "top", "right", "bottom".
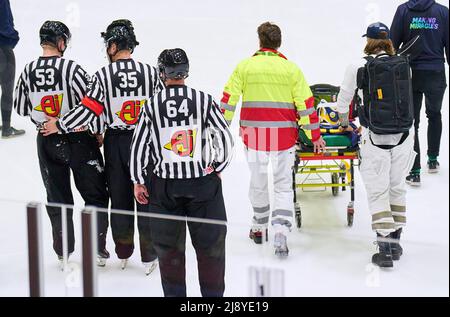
{"left": 221, "top": 48, "right": 320, "bottom": 151}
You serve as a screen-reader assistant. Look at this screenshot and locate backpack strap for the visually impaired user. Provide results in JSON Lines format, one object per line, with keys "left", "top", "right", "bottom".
{"left": 353, "top": 57, "right": 372, "bottom": 113}
{"left": 356, "top": 57, "right": 371, "bottom": 90}
{"left": 374, "top": 53, "right": 391, "bottom": 59}
{"left": 369, "top": 131, "right": 410, "bottom": 150}
{"left": 351, "top": 87, "right": 361, "bottom": 110}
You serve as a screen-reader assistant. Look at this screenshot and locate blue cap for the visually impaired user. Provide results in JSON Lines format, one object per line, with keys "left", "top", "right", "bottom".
{"left": 362, "top": 22, "right": 390, "bottom": 39}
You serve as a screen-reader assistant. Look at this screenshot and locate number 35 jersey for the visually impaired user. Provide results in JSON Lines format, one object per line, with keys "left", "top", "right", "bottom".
{"left": 14, "top": 56, "right": 92, "bottom": 130}
{"left": 58, "top": 58, "right": 163, "bottom": 134}
{"left": 130, "top": 85, "right": 234, "bottom": 183}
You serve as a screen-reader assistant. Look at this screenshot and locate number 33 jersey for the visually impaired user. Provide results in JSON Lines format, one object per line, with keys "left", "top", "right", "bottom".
{"left": 58, "top": 58, "right": 163, "bottom": 133}
{"left": 130, "top": 85, "right": 234, "bottom": 183}
{"left": 14, "top": 56, "right": 93, "bottom": 131}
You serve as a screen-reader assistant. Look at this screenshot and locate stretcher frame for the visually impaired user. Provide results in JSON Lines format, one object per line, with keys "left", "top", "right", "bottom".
{"left": 293, "top": 146, "right": 359, "bottom": 228}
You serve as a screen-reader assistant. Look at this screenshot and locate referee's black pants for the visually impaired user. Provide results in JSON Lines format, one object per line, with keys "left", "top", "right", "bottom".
{"left": 148, "top": 173, "right": 227, "bottom": 297}
{"left": 37, "top": 132, "right": 109, "bottom": 257}
{"left": 104, "top": 129, "right": 157, "bottom": 262}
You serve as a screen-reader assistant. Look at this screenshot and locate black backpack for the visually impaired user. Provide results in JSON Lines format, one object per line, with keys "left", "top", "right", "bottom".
{"left": 356, "top": 54, "right": 414, "bottom": 135}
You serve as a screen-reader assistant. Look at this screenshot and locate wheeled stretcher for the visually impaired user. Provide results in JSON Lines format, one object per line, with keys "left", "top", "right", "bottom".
{"left": 293, "top": 84, "right": 360, "bottom": 228}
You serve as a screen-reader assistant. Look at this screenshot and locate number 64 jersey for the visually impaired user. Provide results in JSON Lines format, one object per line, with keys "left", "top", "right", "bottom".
{"left": 57, "top": 59, "right": 163, "bottom": 134}
{"left": 130, "top": 85, "right": 235, "bottom": 184}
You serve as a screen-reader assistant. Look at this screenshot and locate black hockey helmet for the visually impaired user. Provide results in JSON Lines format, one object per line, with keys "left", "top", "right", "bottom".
{"left": 101, "top": 19, "right": 139, "bottom": 53}
{"left": 157, "top": 48, "right": 189, "bottom": 81}
{"left": 39, "top": 21, "right": 71, "bottom": 47}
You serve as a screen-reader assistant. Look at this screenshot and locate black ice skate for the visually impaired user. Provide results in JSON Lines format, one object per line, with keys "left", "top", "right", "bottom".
{"left": 274, "top": 232, "right": 289, "bottom": 258}
{"left": 372, "top": 234, "right": 394, "bottom": 268}
{"left": 389, "top": 228, "right": 403, "bottom": 261}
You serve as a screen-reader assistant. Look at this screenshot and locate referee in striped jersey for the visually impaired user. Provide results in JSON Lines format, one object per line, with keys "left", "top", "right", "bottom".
{"left": 130, "top": 48, "right": 234, "bottom": 297}
{"left": 41, "top": 20, "right": 162, "bottom": 275}
{"left": 14, "top": 21, "right": 109, "bottom": 266}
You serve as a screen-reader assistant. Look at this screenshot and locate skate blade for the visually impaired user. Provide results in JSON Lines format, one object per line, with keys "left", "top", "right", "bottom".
{"left": 406, "top": 181, "right": 421, "bottom": 187}
{"left": 144, "top": 263, "right": 157, "bottom": 276}
{"left": 121, "top": 259, "right": 128, "bottom": 270}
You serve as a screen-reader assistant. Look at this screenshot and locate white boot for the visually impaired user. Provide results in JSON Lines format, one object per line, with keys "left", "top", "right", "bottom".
{"left": 273, "top": 225, "right": 290, "bottom": 258}
{"left": 143, "top": 259, "right": 158, "bottom": 276}
{"left": 274, "top": 232, "right": 289, "bottom": 258}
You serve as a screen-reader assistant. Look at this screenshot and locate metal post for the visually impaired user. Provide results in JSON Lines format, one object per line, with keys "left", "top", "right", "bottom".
{"left": 292, "top": 160, "right": 297, "bottom": 205}
{"left": 81, "top": 207, "right": 98, "bottom": 297}
{"left": 249, "top": 266, "right": 285, "bottom": 297}
{"left": 61, "top": 205, "right": 69, "bottom": 272}
{"left": 350, "top": 159, "right": 355, "bottom": 202}
{"left": 27, "top": 203, "right": 44, "bottom": 297}
{"left": 346, "top": 159, "right": 356, "bottom": 226}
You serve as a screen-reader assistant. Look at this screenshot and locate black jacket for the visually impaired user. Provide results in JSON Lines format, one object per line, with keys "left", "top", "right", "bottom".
{"left": 391, "top": 0, "right": 449, "bottom": 70}
{"left": 0, "top": 0, "right": 19, "bottom": 48}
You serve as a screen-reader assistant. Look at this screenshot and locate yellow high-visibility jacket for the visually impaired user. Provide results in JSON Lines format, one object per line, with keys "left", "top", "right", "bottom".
{"left": 221, "top": 48, "right": 320, "bottom": 151}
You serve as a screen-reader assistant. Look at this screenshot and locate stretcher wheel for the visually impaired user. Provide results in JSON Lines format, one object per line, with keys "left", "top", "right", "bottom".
{"left": 331, "top": 173, "right": 339, "bottom": 196}
{"left": 295, "top": 204, "right": 302, "bottom": 229}
{"left": 347, "top": 202, "right": 354, "bottom": 227}
{"left": 347, "top": 213, "right": 354, "bottom": 227}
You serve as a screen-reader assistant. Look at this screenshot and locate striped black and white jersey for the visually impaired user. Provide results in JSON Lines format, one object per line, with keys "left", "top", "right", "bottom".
{"left": 58, "top": 59, "right": 163, "bottom": 134}
{"left": 14, "top": 56, "right": 94, "bottom": 131}
{"left": 130, "top": 85, "right": 234, "bottom": 183}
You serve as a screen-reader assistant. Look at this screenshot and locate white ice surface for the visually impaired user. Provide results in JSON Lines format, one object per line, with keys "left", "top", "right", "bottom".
{"left": 0, "top": 0, "right": 448, "bottom": 297}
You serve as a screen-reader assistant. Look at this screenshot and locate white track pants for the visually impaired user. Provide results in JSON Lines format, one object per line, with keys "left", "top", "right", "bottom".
{"left": 360, "top": 130, "right": 416, "bottom": 237}
{"left": 245, "top": 146, "right": 295, "bottom": 235}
